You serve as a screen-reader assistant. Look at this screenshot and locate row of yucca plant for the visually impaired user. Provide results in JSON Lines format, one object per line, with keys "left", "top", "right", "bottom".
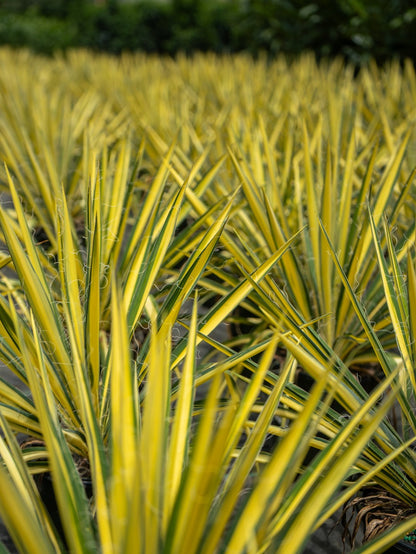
{"left": 0, "top": 148, "right": 415, "bottom": 554}
{"left": 0, "top": 145, "right": 382, "bottom": 551}
{"left": 1, "top": 50, "right": 416, "bottom": 193}
{"left": 0, "top": 49, "right": 414, "bottom": 552}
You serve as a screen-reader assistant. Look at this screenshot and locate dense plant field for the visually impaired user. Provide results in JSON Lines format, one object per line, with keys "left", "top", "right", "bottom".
{"left": 0, "top": 49, "right": 414, "bottom": 552}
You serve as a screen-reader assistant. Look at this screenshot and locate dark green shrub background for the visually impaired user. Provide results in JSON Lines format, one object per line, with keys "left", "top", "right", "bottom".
{"left": 0, "top": 0, "right": 415, "bottom": 63}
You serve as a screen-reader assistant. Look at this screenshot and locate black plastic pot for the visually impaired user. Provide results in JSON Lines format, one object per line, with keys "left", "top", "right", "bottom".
{"left": 386, "top": 539, "right": 416, "bottom": 553}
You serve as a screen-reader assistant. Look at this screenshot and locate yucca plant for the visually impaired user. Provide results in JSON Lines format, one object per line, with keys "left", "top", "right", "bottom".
{"left": 326, "top": 210, "right": 416, "bottom": 550}
{"left": 200, "top": 122, "right": 414, "bottom": 368}
{"left": 0, "top": 275, "right": 408, "bottom": 554}
{"left": 249, "top": 209, "right": 416, "bottom": 552}
{"left": 0, "top": 132, "right": 229, "bottom": 331}
{"left": 0, "top": 171, "right": 210, "bottom": 454}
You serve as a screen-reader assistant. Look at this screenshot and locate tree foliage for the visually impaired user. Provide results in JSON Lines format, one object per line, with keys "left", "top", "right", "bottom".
{"left": 0, "top": 0, "right": 415, "bottom": 63}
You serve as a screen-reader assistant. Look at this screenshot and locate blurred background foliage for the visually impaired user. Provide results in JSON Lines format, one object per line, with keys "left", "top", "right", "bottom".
{"left": 0, "top": 0, "right": 415, "bottom": 63}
